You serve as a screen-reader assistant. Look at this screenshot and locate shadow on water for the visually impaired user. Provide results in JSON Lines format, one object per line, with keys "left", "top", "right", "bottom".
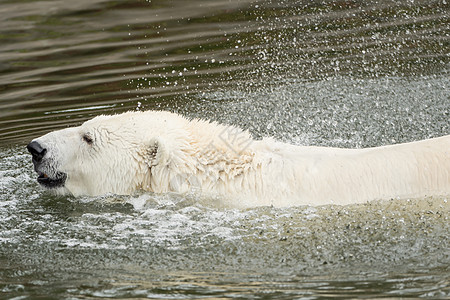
{"left": 0, "top": 0, "right": 449, "bottom": 299}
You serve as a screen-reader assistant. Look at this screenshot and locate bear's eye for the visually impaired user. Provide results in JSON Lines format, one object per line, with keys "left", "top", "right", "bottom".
{"left": 82, "top": 134, "right": 93, "bottom": 145}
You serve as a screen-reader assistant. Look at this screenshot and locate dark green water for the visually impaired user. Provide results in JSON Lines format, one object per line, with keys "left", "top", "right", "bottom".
{"left": 0, "top": 0, "right": 449, "bottom": 298}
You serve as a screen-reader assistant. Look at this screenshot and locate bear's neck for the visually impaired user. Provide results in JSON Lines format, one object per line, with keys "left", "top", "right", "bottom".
{"left": 146, "top": 117, "right": 257, "bottom": 198}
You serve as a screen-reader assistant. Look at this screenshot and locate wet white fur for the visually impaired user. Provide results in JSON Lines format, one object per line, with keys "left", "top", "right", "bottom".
{"left": 32, "top": 111, "right": 450, "bottom": 207}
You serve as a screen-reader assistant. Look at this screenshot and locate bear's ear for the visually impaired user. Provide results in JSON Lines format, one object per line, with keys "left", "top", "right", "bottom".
{"left": 146, "top": 137, "right": 170, "bottom": 167}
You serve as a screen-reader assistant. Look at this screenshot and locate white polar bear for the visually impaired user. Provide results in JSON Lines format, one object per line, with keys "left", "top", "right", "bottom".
{"left": 27, "top": 110, "right": 450, "bottom": 208}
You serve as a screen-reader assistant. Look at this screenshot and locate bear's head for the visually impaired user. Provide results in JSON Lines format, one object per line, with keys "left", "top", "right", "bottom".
{"left": 26, "top": 111, "right": 184, "bottom": 196}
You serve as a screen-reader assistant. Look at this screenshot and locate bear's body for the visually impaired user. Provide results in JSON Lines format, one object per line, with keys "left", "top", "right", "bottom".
{"left": 27, "top": 111, "right": 450, "bottom": 207}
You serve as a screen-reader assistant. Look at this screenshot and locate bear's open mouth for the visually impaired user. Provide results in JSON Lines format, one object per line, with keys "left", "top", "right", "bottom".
{"left": 37, "top": 171, "right": 67, "bottom": 188}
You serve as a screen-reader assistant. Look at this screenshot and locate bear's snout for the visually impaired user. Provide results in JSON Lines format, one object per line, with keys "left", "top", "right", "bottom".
{"left": 27, "top": 139, "right": 67, "bottom": 189}
{"left": 27, "top": 141, "right": 47, "bottom": 163}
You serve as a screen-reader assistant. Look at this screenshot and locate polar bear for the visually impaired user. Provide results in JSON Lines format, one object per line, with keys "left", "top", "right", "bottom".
{"left": 27, "top": 110, "right": 450, "bottom": 207}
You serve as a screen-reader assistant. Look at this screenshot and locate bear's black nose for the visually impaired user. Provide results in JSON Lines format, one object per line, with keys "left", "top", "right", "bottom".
{"left": 27, "top": 141, "right": 47, "bottom": 162}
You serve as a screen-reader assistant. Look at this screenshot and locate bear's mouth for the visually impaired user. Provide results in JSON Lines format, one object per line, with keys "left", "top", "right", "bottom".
{"left": 37, "top": 171, "right": 67, "bottom": 188}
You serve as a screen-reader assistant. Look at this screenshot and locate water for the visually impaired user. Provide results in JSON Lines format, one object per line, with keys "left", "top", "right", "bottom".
{"left": 1, "top": 0, "right": 449, "bottom": 298}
